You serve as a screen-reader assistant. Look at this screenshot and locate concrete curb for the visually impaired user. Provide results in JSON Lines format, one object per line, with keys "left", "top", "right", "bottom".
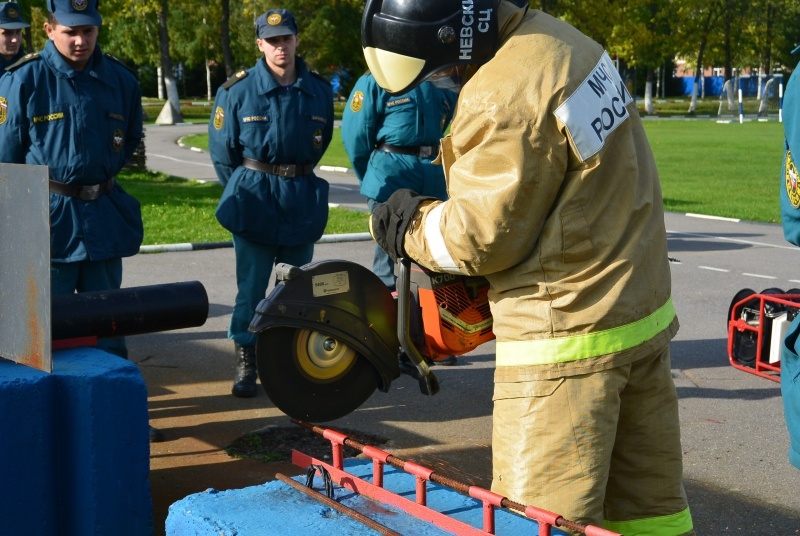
{"left": 320, "top": 164, "right": 352, "bottom": 174}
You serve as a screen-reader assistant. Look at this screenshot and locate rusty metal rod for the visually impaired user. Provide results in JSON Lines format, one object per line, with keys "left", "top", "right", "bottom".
{"left": 291, "top": 419, "right": 614, "bottom": 536}
{"left": 275, "top": 473, "right": 401, "bottom": 536}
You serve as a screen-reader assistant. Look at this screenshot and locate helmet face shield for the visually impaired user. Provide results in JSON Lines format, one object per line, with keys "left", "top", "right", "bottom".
{"left": 363, "top": 47, "right": 426, "bottom": 94}
{"left": 362, "top": 0, "right": 499, "bottom": 94}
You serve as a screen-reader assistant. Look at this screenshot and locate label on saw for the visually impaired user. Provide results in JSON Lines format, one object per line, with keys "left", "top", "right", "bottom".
{"left": 312, "top": 271, "right": 350, "bottom": 297}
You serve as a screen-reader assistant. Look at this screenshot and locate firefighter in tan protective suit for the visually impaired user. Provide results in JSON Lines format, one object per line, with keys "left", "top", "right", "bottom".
{"left": 363, "top": 0, "right": 694, "bottom": 534}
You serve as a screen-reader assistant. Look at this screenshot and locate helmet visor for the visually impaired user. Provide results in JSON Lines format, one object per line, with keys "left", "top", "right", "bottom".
{"left": 363, "top": 47, "right": 426, "bottom": 95}
{"left": 362, "top": 0, "right": 499, "bottom": 95}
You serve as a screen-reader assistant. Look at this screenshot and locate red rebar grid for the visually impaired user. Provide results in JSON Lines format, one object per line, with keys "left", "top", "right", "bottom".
{"left": 292, "top": 420, "right": 619, "bottom": 536}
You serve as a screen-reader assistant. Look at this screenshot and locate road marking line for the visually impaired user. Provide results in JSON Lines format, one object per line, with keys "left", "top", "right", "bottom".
{"left": 686, "top": 213, "right": 740, "bottom": 222}
{"left": 148, "top": 153, "right": 215, "bottom": 168}
{"left": 742, "top": 273, "right": 777, "bottom": 279}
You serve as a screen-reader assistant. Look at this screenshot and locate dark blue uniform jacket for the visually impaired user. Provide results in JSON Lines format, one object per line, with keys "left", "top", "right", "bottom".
{"left": 209, "top": 56, "right": 333, "bottom": 245}
{"left": 341, "top": 74, "right": 456, "bottom": 203}
{"left": 779, "top": 66, "right": 800, "bottom": 470}
{"left": 0, "top": 40, "right": 144, "bottom": 262}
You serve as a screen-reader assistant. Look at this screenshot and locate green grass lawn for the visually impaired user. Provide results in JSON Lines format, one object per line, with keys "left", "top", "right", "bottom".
{"left": 180, "top": 128, "right": 353, "bottom": 170}
{"left": 642, "top": 119, "right": 784, "bottom": 223}
{"left": 118, "top": 169, "right": 368, "bottom": 245}
{"left": 130, "top": 114, "right": 788, "bottom": 245}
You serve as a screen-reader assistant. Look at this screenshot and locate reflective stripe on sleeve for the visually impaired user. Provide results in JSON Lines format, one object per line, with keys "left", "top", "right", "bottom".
{"left": 496, "top": 297, "right": 676, "bottom": 366}
{"left": 424, "top": 202, "right": 463, "bottom": 274}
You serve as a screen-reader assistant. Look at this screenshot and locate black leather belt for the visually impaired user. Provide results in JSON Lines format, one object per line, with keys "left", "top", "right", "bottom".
{"left": 49, "top": 178, "right": 115, "bottom": 201}
{"left": 377, "top": 143, "right": 436, "bottom": 158}
{"left": 242, "top": 157, "right": 314, "bottom": 177}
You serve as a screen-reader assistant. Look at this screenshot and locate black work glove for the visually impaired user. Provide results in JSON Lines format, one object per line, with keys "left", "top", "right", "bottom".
{"left": 369, "top": 189, "right": 436, "bottom": 261}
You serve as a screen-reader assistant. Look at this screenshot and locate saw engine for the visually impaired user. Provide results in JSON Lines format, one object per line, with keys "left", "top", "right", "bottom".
{"left": 406, "top": 263, "right": 494, "bottom": 363}
{"left": 249, "top": 258, "right": 494, "bottom": 422}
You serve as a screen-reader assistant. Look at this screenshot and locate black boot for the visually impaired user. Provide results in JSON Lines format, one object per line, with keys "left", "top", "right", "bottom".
{"left": 231, "top": 344, "right": 258, "bottom": 398}
{"left": 149, "top": 424, "right": 165, "bottom": 443}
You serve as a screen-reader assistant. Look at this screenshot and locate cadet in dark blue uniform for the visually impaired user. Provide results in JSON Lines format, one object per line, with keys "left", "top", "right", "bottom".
{"left": 341, "top": 73, "right": 456, "bottom": 291}
{"left": 780, "top": 57, "right": 800, "bottom": 470}
{"left": 209, "top": 9, "right": 334, "bottom": 398}
{"left": 0, "top": 0, "right": 161, "bottom": 441}
{"left": 0, "top": 0, "right": 143, "bottom": 358}
{"left": 0, "top": 2, "right": 29, "bottom": 70}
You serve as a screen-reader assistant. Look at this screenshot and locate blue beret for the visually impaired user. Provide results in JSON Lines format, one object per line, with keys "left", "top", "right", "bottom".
{"left": 47, "top": 0, "right": 102, "bottom": 27}
{"left": 256, "top": 9, "right": 298, "bottom": 39}
{"left": 0, "top": 2, "right": 29, "bottom": 29}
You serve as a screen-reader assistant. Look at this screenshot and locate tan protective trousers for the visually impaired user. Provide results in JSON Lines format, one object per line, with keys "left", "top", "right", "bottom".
{"left": 492, "top": 346, "right": 693, "bottom": 535}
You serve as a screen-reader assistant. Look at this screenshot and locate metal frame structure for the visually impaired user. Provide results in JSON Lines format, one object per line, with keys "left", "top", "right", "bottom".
{"left": 291, "top": 420, "right": 620, "bottom": 536}
{"left": 727, "top": 292, "right": 800, "bottom": 382}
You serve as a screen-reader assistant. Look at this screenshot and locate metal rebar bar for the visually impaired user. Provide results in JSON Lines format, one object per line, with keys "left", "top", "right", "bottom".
{"left": 275, "top": 473, "right": 402, "bottom": 536}
{"left": 291, "top": 419, "right": 617, "bottom": 536}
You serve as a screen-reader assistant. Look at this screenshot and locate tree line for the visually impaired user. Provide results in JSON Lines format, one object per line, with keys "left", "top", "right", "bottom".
{"left": 15, "top": 0, "right": 800, "bottom": 107}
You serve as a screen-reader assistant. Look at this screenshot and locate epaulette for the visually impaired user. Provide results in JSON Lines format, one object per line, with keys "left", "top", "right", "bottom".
{"left": 309, "top": 69, "right": 329, "bottom": 84}
{"left": 104, "top": 53, "right": 137, "bottom": 75}
{"left": 221, "top": 70, "right": 248, "bottom": 90}
{"left": 6, "top": 52, "right": 40, "bottom": 71}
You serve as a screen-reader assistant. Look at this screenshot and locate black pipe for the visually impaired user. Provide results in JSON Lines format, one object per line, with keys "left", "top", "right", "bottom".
{"left": 51, "top": 281, "right": 209, "bottom": 340}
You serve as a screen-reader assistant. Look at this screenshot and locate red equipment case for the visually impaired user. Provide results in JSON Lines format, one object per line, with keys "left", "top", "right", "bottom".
{"left": 727, "top": 288, "right": 800, "bottom": 382}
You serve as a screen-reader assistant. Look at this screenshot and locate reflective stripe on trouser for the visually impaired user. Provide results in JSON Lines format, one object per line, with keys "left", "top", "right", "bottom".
{"left": 491, "top": 345, "right": 694, "bottom": 536}
{"left": 229, "top": 234, "right": 314, "bottom": 347}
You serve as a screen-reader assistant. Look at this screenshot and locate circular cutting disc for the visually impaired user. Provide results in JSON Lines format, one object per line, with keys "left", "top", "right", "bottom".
{"left": 257, "top": 327, "right": 380, "bottom": 422}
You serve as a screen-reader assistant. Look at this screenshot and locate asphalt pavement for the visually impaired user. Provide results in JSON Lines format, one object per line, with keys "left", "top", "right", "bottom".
{"left": 136, "top": 122, "right": 800, "bottom": 535}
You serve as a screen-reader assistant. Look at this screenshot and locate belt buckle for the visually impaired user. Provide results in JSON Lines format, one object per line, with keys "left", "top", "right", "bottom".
{"left": 419, "top": 146, "right": 433, "bottom": 158}
{"left": 278, "top": 164, "right": 293, "bottom": 177}
{"left": 79, "top": 184, "right": 101, "bottom": 201}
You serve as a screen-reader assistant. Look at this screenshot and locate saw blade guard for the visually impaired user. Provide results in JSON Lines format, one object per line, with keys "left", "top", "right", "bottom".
{"left": 249, "top": 260, "right": 400, "bottom": 421}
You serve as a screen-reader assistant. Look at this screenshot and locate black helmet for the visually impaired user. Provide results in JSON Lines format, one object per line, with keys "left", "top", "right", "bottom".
{"left": 361, "top": 0, "right": 500, "bottom": 94}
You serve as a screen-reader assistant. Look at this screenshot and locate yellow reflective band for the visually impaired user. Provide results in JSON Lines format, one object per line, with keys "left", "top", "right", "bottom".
{"left": 604, "top": 506, "right": 694, "bottom": 535}
{"left": 496, "top": 297, "right": 675, "bottom": 366}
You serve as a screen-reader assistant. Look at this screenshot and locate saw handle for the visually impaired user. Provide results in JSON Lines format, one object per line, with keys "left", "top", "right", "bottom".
{"left": 397, "top": 258, "right": 440, "bottom": 396}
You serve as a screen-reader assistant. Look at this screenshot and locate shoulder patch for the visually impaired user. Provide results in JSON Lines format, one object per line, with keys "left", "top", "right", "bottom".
{"left": 786, "top": 150, "right": 800, "bottom": 209}
{"left": 104, "top": 53, "right": 136, "bottom": 75}
{"left": 221, "top": 70, "right": 248, "bottom": 90}
{"left": 6, "top": 52, "right": 40, "bottom": 71}
{"left": 350, "top": 91, "right": 364, "bottom": 113}
{"left": 553, "top": 51, "right": 632, "bottom": 162}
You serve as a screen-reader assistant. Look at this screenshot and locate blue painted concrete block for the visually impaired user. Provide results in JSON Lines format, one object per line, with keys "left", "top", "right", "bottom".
{"left": 0, "top": 357, "right": 59, "bottom": 535}
{"left": 0, "top": 348, "right": 152, "bottom": 536}
{"left": 167, "top": 459, "right": 567, "bottom": 535}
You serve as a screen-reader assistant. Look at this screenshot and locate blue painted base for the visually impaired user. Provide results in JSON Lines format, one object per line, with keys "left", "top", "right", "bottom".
{"left": 167, "top": 459, "right": 568, "bottom": 535}
{"left": 0, "top": 348, "right": 152, "bottom": 536}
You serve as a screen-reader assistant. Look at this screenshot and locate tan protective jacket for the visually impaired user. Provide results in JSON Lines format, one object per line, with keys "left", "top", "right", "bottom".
{"left": 404, "top": 5, "right": 679, "bottom": 381}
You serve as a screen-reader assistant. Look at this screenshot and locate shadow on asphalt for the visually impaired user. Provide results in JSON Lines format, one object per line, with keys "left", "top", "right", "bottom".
{"left": 685, "top": 479, "right": 800, "bottom": 533}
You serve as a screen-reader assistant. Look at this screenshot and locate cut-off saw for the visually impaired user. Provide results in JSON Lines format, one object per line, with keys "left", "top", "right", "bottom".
{"left": 249, "top": 258, "right": 495, "bottom": 421}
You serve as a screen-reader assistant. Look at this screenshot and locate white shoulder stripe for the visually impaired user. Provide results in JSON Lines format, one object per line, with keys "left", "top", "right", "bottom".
{"left": 553, "top": 51, "right": 632, "bottom": 162}
{"left": 424, "top": 202, "right": 462, "bottom": 274}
